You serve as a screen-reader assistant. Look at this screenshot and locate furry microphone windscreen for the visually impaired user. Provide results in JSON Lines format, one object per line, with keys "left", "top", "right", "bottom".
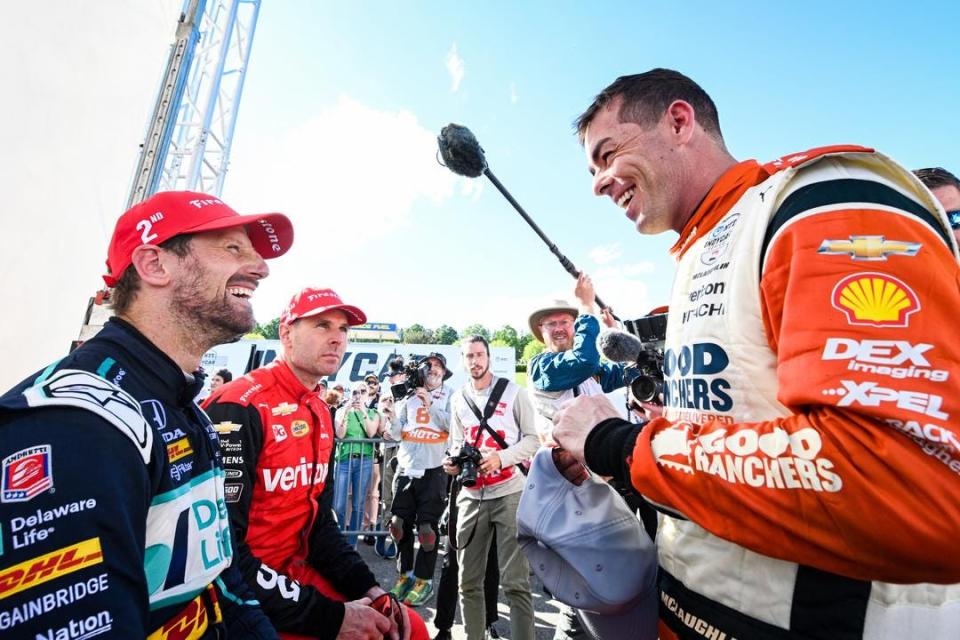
{"left": 437, "top": 123, "right": 487, "bottom": 177}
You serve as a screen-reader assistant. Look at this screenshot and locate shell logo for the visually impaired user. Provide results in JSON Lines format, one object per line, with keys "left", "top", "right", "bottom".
{"left": 831, "top": 272, "right": 920, "bottom": 327}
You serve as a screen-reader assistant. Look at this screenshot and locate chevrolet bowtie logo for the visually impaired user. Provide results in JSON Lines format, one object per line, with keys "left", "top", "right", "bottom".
{"left": 817, "top": 236, "right": 920, "bottom": 261}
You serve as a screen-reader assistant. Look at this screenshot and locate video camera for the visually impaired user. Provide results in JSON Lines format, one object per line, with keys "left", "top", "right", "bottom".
{"left": 388, "top": 356, "right": 431, "bottom": 401}
{"left": 615, "top": 312, "right": 668, "bottom": 406}
{"left": 449, "top": 443, "right": 483, "bottom": 487}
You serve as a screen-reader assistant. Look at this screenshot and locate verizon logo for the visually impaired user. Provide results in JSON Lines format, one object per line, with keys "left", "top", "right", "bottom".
{"left": 262, "top": 457, "right": 328, "bottom": 492}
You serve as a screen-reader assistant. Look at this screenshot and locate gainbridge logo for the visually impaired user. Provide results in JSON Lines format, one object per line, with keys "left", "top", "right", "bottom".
{"left": 831, "top": 272, "right": 919, "bottom": 327}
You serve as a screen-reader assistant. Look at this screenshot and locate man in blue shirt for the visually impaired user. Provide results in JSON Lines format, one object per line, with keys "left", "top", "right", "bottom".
{"left": 526, "top": 272, "right": 626, "bottom": 640}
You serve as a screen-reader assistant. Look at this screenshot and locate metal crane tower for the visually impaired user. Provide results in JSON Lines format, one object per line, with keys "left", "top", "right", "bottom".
{"left": 77, "top": 0, "right": 261, "bottom": 345}
{"left": 127, "top": 0, "right": 261, "bottom": 206}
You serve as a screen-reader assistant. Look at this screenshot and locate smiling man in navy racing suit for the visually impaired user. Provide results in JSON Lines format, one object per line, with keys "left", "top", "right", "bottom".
{"left": 0, "top": 191, "right": 292, "bottom": 638}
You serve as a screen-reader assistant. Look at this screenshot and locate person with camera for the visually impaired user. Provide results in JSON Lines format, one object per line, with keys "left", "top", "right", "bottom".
{"left": 386, "top": 353, "right": 453, "bottom": 607}
{"left": 526, "top": 272, "right": 632, "bottom": 640}
{"left": 442, "top": 336, "right": 539, "bottom": 640}
{"left": 554, "top": 68, "right": 960, "bottom": 639}
{"left": 204, "top": 287, "right": 429, "bottom": 640}
{"left": 527, "top": 273, "right": 627, "bottom": 438}
{"left": 334, "top": 381, "right": 382, "bottom": 547}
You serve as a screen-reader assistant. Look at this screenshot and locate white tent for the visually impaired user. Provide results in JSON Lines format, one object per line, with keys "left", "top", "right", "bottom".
{"left": 0, "top": 2, "right": 180, "bottom": 389}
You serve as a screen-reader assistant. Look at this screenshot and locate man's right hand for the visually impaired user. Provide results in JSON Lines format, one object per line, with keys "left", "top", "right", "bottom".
{"left": 574, "top": 272, "right": 597, "bottom": 315}
{"left": 414, "top": 388, "right": 432, "bottom": 409}
{"left": 442, "top": 457, "right": 460, "bottom": 476}
{"left": 338, "top": 598, "right": 392, "bottom": 639}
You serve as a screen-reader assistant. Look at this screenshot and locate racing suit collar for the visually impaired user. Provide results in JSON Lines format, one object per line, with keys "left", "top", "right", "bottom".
{"left": 101, "top": 317, "right": 206, "bottom": 406}
{"left": 670, "top": 160, "right": 771, "bottom": 260}
{"left": 269, "top": 358, "right": 323, "bottom": 402}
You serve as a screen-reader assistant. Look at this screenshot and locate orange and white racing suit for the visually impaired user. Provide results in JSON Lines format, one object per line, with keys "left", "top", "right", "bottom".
{"left": 588, "top": 146, "right": 960, "bottom": 639}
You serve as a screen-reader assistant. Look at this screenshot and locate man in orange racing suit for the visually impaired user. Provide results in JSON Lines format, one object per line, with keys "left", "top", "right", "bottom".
{"left": 204, "top": 287, "right": 428, "bottom": 640}
{"left": 555, "top": 68, "right": 960, "bottom": 640}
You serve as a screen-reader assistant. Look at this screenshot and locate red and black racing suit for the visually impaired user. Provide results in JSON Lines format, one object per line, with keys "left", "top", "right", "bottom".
{"left": 203, "top": 359, "right": 427, "bottom": 639}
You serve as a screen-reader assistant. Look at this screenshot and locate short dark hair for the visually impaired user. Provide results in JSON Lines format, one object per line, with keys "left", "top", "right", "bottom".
{"left": 464, "top": 334, "right": 490, "bottom": 357}
{"left": 110, "top": 234, "right": 194, "bottom": 316}
{"left": 574, "top": 68, "right": 723, "bottom": 144}
{"left": 215, "top": 368, "right": 233, "bottom": 383}
{"left": 914, "top": 167, "right": 960, "bottom": 191}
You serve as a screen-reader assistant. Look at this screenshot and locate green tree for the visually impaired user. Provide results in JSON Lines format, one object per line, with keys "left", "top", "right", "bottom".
{"left": 492, "top": 325, "right": 519, "bottom": 350}
{"left": 256, "top": 317, "right": 280, "bottom": 339}
{"left": 521, "top": 339, "right": 546, "bottom": 362}
{"left": 461, "top": 323, "right": 490, "bottom": 341}
{"left": 516, "top": 332, "right": 534, "bottom": 362}
{"left": 402, "top": 324, "right": 435, "bottom": 344}
{"left": 433, "top": 324, "right": 459, "bottom": 345}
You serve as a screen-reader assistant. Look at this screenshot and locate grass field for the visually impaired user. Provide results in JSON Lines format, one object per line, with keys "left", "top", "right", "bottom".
{"left": 515, "top": 371, "right": 527, "bottom": 387}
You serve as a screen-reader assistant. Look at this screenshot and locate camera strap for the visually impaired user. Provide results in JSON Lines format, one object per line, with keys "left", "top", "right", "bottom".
{"left": 460, "top": 378, "right": 527, "bottom": 476}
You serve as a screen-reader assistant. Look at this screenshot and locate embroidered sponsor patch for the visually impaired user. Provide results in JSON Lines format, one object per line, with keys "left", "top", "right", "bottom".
{"left": 291, "top": 420, "right": 310, "bottom": 437}
{"left": 212, "top": 421, "right": 242, "bottom": 434}
{"left": 831, "top": 272, "right": 920, "bottom": 327}
{"left": 166, "top": 438, "right": 193, "bottom": 463}
{"left": 1, "top": 446, "right": 53, "bottom": 503}
{"left": 0, "top": 538, "right": 103, "bottom": 600}
{"left": 271, "top": 402, "right": 297, "bottom": 416}
{"left": 818, "top": 236, "right": 920, "bottom": 261}
{"left": 224, "top": 483, "right": 243, "bottom": 504}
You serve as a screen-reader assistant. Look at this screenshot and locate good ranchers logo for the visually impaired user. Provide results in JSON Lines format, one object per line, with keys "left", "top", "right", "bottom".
{"left": 831, "top": 272, "right": 920, "bottom": 327}
{"left": 0, "top": 537, "right": 103, "bottom": 600}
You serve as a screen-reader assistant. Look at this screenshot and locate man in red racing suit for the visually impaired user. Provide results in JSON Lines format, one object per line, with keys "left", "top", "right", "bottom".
{"left": 204, "top": 287, "right": 428, "bottom": 640}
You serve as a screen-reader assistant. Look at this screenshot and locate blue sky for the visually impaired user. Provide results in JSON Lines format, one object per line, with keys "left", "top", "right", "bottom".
{"left": 1, "top": 2, "right": 957, "bottom": 387}
{"left": 222, "top": 1, "right": 958, "bottom": 335}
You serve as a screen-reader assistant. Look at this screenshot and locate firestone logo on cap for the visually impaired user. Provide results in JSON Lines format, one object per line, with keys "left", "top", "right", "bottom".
{"left": 103, "top": 191, "right": 293, "bottom": 287}
{"left": 280, "top": 287, "right": 366, "bottom": 326}
{"left": 307, "top": 291, "right": 338, "bottom": 303}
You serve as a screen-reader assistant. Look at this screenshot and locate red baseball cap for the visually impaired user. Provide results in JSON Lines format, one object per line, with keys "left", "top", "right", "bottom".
{"left": 103, "top": 191, "right": 294, "bottom": 287}
{"left": 280, "top": 287, "right": 367, "bottom": 326}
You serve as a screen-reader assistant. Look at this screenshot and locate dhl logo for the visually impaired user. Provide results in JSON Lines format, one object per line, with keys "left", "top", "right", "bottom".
{"left": 0, "top": 537, "right": 103, "bottom": 600}
{"left": 167, "top": 438, "right": 194, "bottom": 463}
{"left": 402, "top": 428, "right": 446, "bottom": 443}
{"left": 831, "top": 272, "right": 920, "bottom": 327}
{"left": 147, "top": 585, "right": 221, "bottom": 640}
{"left": 818, "top": 236, "right": 920, "bottom": 261}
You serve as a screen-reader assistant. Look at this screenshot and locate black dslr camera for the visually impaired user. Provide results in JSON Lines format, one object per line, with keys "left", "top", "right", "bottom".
{"left": 388, "top": 356, "right": 431, "bottom": 401}
{"left": 449, "top": 443, "right": 483, "bottom": 487}
{"left": 622, "top": 312, "right": 668, "bottom": 406}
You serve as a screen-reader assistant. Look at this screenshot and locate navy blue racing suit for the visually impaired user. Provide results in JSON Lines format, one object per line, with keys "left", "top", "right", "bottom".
{"left": 0, "top": 318, "right": 275, "bottom": 638}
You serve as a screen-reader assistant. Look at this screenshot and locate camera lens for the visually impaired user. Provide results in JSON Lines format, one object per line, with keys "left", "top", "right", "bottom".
{"left": 630, "top": 376, "right": 661, "bottom": 404}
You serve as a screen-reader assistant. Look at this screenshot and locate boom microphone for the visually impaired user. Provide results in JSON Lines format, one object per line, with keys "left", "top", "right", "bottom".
{"left": 597, "top": 328, "right": 645, "bottom": 364}
{"left": 437, "top": 124, "right": 488, "bottom": 178}
{"left": 437, "top": 122, "right": 616, "bottom": 318}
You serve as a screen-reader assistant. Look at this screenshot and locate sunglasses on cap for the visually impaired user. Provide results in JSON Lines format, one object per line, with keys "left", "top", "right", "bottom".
{"left": 948, "top": 210, "right": 960, "bottom": 230}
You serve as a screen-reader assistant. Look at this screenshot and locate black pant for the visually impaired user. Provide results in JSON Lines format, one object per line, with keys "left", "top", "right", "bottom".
{"left": 434, "top": 480, "right": 500, "bottom": 631}
{"left": 392, "top": 467, "right": 447, "bottom": 579}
